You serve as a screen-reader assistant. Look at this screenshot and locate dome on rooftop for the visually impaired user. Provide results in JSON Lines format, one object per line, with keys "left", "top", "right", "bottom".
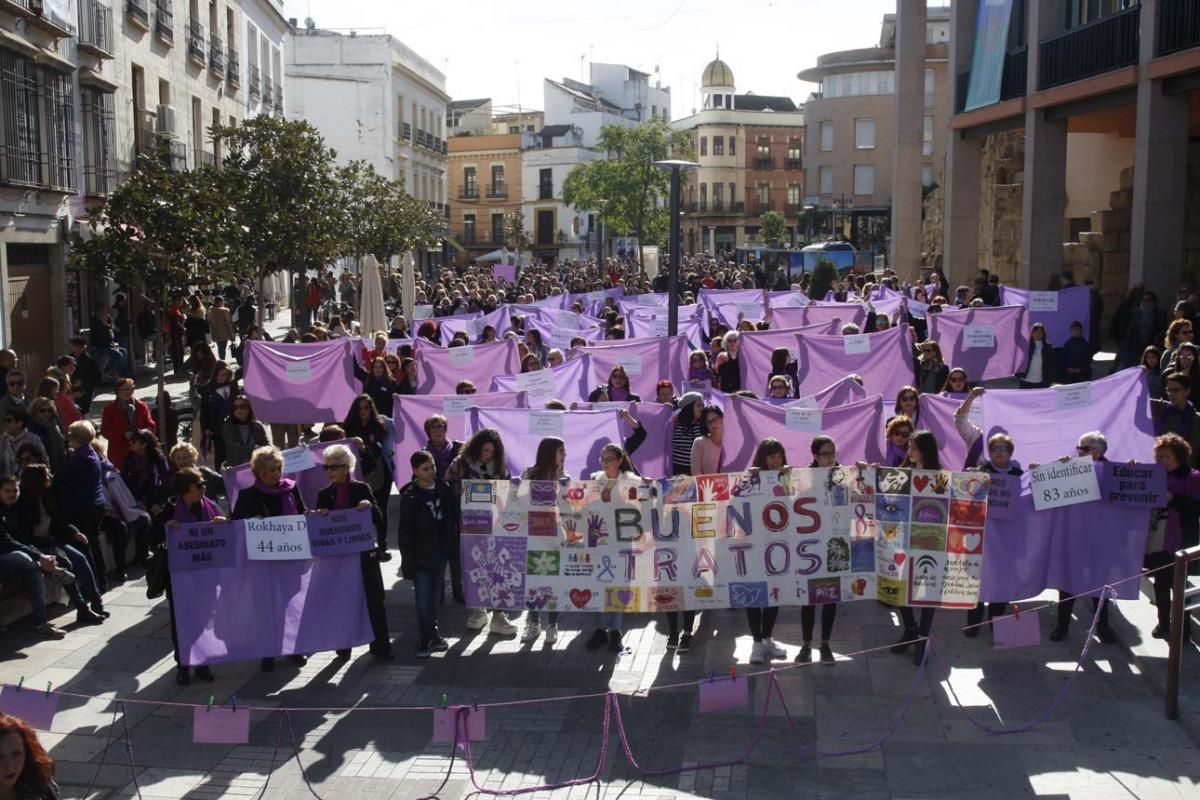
{"left": 701, "top": 57, "right": 734, "bottom": 89}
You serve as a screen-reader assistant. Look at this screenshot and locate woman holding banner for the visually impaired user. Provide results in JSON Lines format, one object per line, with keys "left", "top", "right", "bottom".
{"left": 519, "top": 437, "right": 569, "bottom": 645}
{"left": 605, "top": 366, "right": 640, "bottom": 403}
{"left": 586, "top": 442, "right": 640, "bottom": 653}
{"left": 221, "top": 395, "right": 268, "bottom": 469}
{"left": 891, "top": 430, "right": 943, "bottom": 665}
{"left": 315, "top": 443, "right": 394, "bottom": 661}
{"left": 796, "top": 435, "right": 841, "bottom": 665}
{"left": 153, "top": 467, "right": 224, "bottom": 685}
{"left": 232, "top": 446, "right": 310, "bottom": 671}
{"left": 746, "top": 438, "right": 789, "bottom": 664}
{"left": 341, "top": 395, "right": 395, "bottom": 558}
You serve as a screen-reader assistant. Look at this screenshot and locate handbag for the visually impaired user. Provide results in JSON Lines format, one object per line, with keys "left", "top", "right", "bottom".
{"left": 1146, "top": 509, "right": 1168, "bottom": 555}
{"left": 144, "top": 545, "right": 168, "bottom": 599}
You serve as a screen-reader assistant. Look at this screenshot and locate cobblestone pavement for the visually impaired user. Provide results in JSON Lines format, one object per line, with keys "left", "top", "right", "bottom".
{"left": 2, "top": 554, "right": 1199, "bottom": 800}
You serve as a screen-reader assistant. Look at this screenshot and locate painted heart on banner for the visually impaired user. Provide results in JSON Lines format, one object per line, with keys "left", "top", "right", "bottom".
{"left": 913, "top": 475, "right": 930, "bottom": 493}
{"left": 961, "top": 532, "right": 982, "bottom": 553}
{"left": 894, "top": 552, "right": 906, "bottom": 566}
{"left": 569, "top": 589, "right": 592, "bottom": 608}
{"left": 617, "top": 589, "right": 634, "bottom": 606}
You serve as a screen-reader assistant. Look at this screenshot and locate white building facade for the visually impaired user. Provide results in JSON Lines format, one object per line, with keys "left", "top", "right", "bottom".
{"left": 0, "top": 0, "right": 287, "bottom": 371}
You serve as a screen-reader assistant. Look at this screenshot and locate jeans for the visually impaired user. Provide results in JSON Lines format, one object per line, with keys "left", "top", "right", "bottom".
{"left": 413, "top": 558, "right": 447, "bottom": 644}
{"left": 215, "top": 340, "right": 228, "bottom": 360}
{"left": 89, "top": 345, "right": 130, "bottom": 377}
{"left": 0, "top": 552, "right": 48, "bottom": 625}
{"left": 53, "top": 544, "right": 101, "bottom": 607}
{"left": 527, "top": 610, "right": 559, "bottom": 626}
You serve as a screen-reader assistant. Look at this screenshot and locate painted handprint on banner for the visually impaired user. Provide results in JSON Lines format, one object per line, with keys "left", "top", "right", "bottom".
{"left": 586, "top": 513, "right": 607, "bottom": 547}
{"left": 561, "top": 516, "right": 583, "bottom": 545}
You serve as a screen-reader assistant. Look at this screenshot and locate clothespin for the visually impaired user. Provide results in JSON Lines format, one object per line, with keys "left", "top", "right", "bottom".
{"left": 728, "top": 666, "right": 737, "bottom": 682}
{"left": 207, "top": 695, "right": 214, "bottom": 713}
{"left": 709, "top": 671, "right": 715, "bottom": 683}
{"left": 232, "top": 694, "right": 238, "bottom": 713}
{"left": 472, "top": 695, "right": 478, "bottom": 712}
{"left": 441, "top": 693, "right": 448, "bottom": 709}
{"left": 45, "top": 682, "right": 51, "bottom": 697}
{"left": 15, "top": 677, "right": 23, "bottom": 691}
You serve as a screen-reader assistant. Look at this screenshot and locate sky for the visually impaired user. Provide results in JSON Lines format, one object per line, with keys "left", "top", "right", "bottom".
{"left": 280, "top": 0, "right": 911, "bottom": 119}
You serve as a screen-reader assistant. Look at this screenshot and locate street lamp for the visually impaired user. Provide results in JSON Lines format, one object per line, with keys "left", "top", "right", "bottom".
{"left": 653, "top": 159, "right": 699, "bottom": 337}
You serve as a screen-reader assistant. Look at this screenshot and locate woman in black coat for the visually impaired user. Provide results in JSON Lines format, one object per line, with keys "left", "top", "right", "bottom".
{"left": 397, "top": 449, "right": 459, "bottom": 658}
{"left": 314, "top": 443, "right": 393, "bottom": 661}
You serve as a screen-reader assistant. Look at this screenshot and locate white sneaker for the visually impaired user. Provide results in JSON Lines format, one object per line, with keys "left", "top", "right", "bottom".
{"left": 489, "top": 612, "right": 517, "bottom": 636}
{"left": 466, "top": 609, "right": 488, "bottom": 631}
{"left": 544, "top": 624, "right": 558, "bottom": 644}
{"left": 763, "top": 637, "right": 786, "bottom": 659}
{"left": 521, "top": 622, "right": 541, "bottom": 643}
{"left": 749, "top": 640, "right": 767, "bottom": 664}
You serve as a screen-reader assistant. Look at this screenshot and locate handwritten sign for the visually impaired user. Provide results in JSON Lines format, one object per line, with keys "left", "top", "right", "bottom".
{"left": 784, "top": 407, "right": 823, "bottom": 432}
{"left": 985, "top": 473, "right": 1016, "bottom": 519}
{"left": 449, "top": 346, "right": 476, "bottom": 366}
{"left": 1054, "top": 384, "right": 1092, "bottom": 410}
{"left": 617, "top": 355, "right": 643, "bottom": 376}
{"left": 516, "top": 369, "right": 556, "bottom": 402}
{"left": 308, "top": 508, "right": 377, "bottom": 556}
{"left": 528, "top": 410, "right": 564, "bottom": 437}
{"left": 736, "top": 302, "right": 761, "bottom": 319}
{"left": 1029, "top": 457, "right": 1101, "bottom": 511}
{"left": 167, "top": 522, "right": 237, "bottom": 572}
{"left": 192, "top": 706, "right": 250, "bottom": 744}
{"left": 1028, "top": 292, "right": 1059, "bottom": 312}
{"left": 285, "top": 361, "right": 311, "bottom": 382}
{"left": 245, "top": 515, "right": 313, "bottom": 560}
{"left": 281, "top": 446, "right": 318, "bottom": 474}
{"left": 843, "top": 334, "right": 871, "bottom": 355}
{"left": 963, "top": 324, "right": 996, "bottom": 349}
{"left": 442, "top": 396, "right": 474, "bottom": 418}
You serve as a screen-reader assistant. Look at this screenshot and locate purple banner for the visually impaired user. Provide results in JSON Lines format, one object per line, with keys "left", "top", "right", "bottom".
{"left": 414, "top": 338, "right": 521, "bottom": 394}
{"left": 170, "top": 520, "right": 373, "bottom": 665}
{"left": 796, "top": 324, "right": 915, "bottom": 401}
{"left": 430, "top": 311, "right": 484, "bottom": 345}
{"left": 167, "top": 521, "right": 239, "bottom": 572}
{"left": 491, "top": 356, "right": 591, "bottom": 404}
{"left": 772, "top": 303, "right": 868, "bottom": 331}
{"left": 617, "top": 293, "right": 670, "bottom": 313}
{"left": 916, "top": 393, "right": 973, "bottom": 469}
{"left": 308, "top": 508, "right": 377, "bottom": 556}
{"left": 1097, "top": 461, "right": 1167, "bottom": 508}
{"left": 525, "top": 315, "right": 607, "bottom": 351}
{"left": 223, "top": 438, "right": 362, "bottom": 511}
{"left": 722, "top": 393, "right": 886, "bottom": 470}
{"left": 469, "top": 407, "right": 623, "bottom": 479}
{"left": 979, "top": 367, "right": 1155, "bottom": 464}
{"left": 928, "top": 305, "right": 1030, "bottom": 380}
{"left": 392, "top": 390, "right": 527, "bottom": 485}
{"left": 737, "top": 322, "right": 840, "bottom": 394}
{"left": 242, "top": 339, "right": 358, "bottom": 423}
{"left": 577, "top": 336, "right": 689, "bottom": 401}
{"left": 998, "top": 285, "right": 1092, "bottom": 344}
{"left": 493, "top": 263, "right": 516, "bottom": 284}
{"left": 623, "top": 312, "right": 705, "bottom": 348}
{"left": 796, "top": 375, "right": 869, "bottom": 408}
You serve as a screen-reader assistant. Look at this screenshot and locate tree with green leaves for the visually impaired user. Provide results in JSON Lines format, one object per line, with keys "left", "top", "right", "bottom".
{"left": 211, "top": 116, "right": 346, "bottom": 328}
{"left": 70, "top": 152, "right": 242, "bottom": 438}
{"left": 562, "top": 121, "right": 693, "bottom": 268}
{"left": 760, "top": 210, "right": 786, "bottom": 245}
{"left": 337, "top": 160, "right": 445, "bottom": 266}
{"left": 503, "top": 210, "right": 530, "bottom": 266}
{"left": 808, "top": 256, "right": 839, "bottom": 302}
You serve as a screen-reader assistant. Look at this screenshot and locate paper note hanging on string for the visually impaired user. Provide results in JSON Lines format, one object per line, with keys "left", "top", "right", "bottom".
{"left": 285, "top": 361, "right": 312, "bottom": 382}
{"left": 0, "top": 685, "right": 59, "bottom": 731}
{"left": 1054, "top": 384, "right": 1092, "bottom": 410}
{"left": 1028, "top": 292, "right": 1059, "bottom": 312}
{"left": 528, "top": 410, "right": 564, "bottom": 437}
{"left": 843, "top": 334, "right": 871, "bottom": 355}
{"left": 192, "top": 706, "right": 250, "bottom": 744}
{"left": 992, "top": 608, "right": 1041, "bottom": 649}
{"left": 785, "top": 407, "right": 823, "bottom": 432}
{"left": 432, "top": 706, "right": 487, "bottom": 743}
{"left": 698, "top": 678, "right": 748, "bottom": 713}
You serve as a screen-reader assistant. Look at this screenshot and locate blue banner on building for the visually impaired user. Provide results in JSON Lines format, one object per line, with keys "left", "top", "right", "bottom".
{"left": 964, "top": 0, "right": 1015, "bottom": 112}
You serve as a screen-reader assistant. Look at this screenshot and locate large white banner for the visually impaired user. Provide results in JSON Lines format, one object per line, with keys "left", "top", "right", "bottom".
{"left": 459, "top": 467, "right": 989, "bottom": 613}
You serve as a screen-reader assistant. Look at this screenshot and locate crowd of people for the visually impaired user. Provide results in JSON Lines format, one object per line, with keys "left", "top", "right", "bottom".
{"left": 2, "top": 254, "right": 1196, "bottom": 684}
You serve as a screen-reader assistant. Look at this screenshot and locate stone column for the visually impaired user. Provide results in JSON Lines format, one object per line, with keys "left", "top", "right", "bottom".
{"left": 1019, "top": 0, "right": 1069, "bottom": 290}
{"left": 943, "top": 0, "right": 982, "bottom": 286}
{"left": 890, "top": 0, "right": 926, "bottom": 279}
{"left": 1129, "top": 0, "right": 1189, "bottom": 302}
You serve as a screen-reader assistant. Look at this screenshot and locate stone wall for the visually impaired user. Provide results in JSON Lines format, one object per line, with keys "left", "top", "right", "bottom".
{"left": 977, "top": 131, "right": 1024, "bottom": 284}
{"left": 920, "top": 179, "right": 944, "bottom": 269}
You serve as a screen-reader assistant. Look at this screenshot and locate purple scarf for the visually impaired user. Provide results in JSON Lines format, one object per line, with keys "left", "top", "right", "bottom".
{"left": 174, "top": 494, "right": 221, "bottom": 523}
{"left": 886, "top": 441, "right": 907, "bottom": 467}
{"left": 333, "top": 480, "right": 352, "bottom": 510}
{"left": 253, "top": 477, "right": 299, "bottom": 515}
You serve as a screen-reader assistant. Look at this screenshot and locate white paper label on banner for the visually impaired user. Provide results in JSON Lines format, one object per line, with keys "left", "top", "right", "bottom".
{"left": 963, "top": 324, "right": 996, "bottom": 349}
{"left": 245, "top": 515, "right": 312, "bottom": 560}
{"left": 843, "top": 334, "right": 871, "bottom": 355}
{"left": 1054, "top": 383, "right": 1092, "bottom": 409}
{"left": 442, "top": 396, "right": 474, "bottom": 417}
{"left": 285, "top": 361, "right": 312, "bottom": 382}
{"left": 736, "top": 302, "right": 760, "bottom": 318}
{"left": 591, "top": 401, "right": 629, "bottom": 411}
{"left": 516, "top": 369, "right": 556, "bottom": 400}
{"left": 281, "top": 447, "right": 317, "bottom": 474}
{"left": 413, "top": 304, "right": 434, "bottom": 320}
{"left": 967, "top": 399, "right": 984, "bottom": 429}
{"left": 448, "top": 346, "right": 475, "bottom": 365}
{"left": 553, "top": 314, "right": 581, "bottom": 330}
{"left": 546, "top": 327, "right": 576, "bottom": 350}
{"left": 1028, "top": 291, "right": 1059, "bottom": 312}
{"left": 468, "top": 319, "right": 485, "bottom": 339}
{"left": 788, "top": 396, "right": 819, "bottom": 410}
{"left": 1029, "top": 456, "right": 1101, "bottom": 511}
{"left": 617, "top": 355, "right": 642, "bottom": 375}
{"left": 638, "top": 294, "right": 658, "bottom": 305}
{"left": 528, "top": 410, "right": 564, "bottom": 437}
{"left": 784, "top": 407, "right": 823, "bottom": 432}
{"left": 650, "top": 318, "right": 669, "bottom": 337}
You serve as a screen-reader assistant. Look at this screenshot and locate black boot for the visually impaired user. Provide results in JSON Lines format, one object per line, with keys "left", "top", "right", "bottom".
{"left": 890, "top": 627, "right": 918, "bottom": 654}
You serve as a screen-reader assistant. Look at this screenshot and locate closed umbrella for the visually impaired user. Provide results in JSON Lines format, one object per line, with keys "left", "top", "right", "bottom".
{"left": 359, "top": 254, "right": 388, "bottom": 334}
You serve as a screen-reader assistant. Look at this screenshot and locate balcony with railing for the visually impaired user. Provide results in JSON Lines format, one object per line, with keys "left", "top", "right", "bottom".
{"left": 126, "top": 0, "right": 149, "bottom": 30}
{"left": 749, "top": 199, "right": 776, "bottom": 216}
{"left": 7, "top": 0, "right": 73, "bottom": 36}
{"left": 187, "top": 19, "right": 206, "bottom": 67}
{"left": 1159, "top": 0, "right": 1200, "bottom": 56}
{"left": 262, "top": 75, "right": 274, "bottom": 107}
{"left": 154, "top": 0, "right": 172, "bottom": 44}
{"left": 401, "top": 122, "right": 412, "bottom": 141}
{"left": 753, "top": 156, "right": 775, "bottom": 170}
{"left": 487, "top": 181, "right": 507, "bottom": 198}
{"left": 78, "top": 0, "right": 115, "bottom": 57}
{"left": 209, "top": 35, "right": 224, "bottom": 74}
{"left": 784, "top": 158, "right": 802, "bottom": 170}
{"left": 459, "top": 185, "right": 479, "bottom": 199}
{"left": 226, "top": 48, "right": 239, "bottom": 87}
{"left": 955, "top": 46, "right": 1027, "bottom": 112}
{"left": 1039, "top": 6, "right": 1139, "bottom": 91}
{"left": 248, "top": 64, "right": 260, "bottom": 97}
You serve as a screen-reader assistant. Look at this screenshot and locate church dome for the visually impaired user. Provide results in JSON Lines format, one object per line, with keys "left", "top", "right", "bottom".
{"left": 701, "top": 58, "right": 734, "bottom": 89}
